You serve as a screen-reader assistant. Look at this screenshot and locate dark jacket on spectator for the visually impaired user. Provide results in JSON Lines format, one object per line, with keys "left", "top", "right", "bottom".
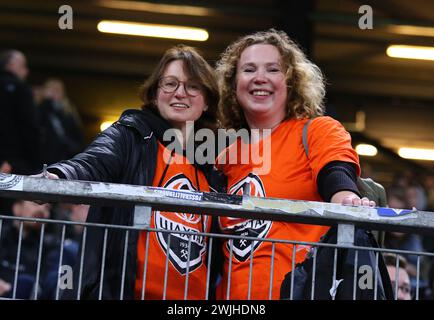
{"left": 0, "top": 223, "right": 59, "bottom": 299}
{"left": 0, "top": 70, "right": 40, "bottom": 174}
{"left": 49, "top": 108, "right": 225, "bottom": 300}
{"left": 39, "top": 98, "right": 84, "bottom": 165}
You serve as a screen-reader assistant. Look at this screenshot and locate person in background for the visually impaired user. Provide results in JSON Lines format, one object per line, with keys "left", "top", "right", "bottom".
{"left": 0, "top": 200, "right": 57, "bottom": 299}
{"left": 39, "top": 78, "right": 85, "bottom": 165}
{"left": 38, "top": 204, "right": 90, "bottom": 299}
{"left": 215, "top": 29, "right": 375, "bottom": 299}
{"left": 66, "top": 204, "right": 89, "bottom": 241}
{"left": 384, "top": 185, "right": 429, "bottom": 294}
{"left": 423, "top": 175, "right": 434, "bottom": 212}
{"left": 384, "top": 253, "right": 412, "bottom": 300}
{"left": 47, "top": 203, "right": 90, "bottom": 250}
{"left": 0, "top": 49, "right": 41, "bottom": 223}
{"left": 0, "top": 49, "right": 40, "bottom": 174}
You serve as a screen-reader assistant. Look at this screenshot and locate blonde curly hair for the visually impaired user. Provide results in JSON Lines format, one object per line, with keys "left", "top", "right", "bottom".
{"left": 216, "top": 29, "right": 325, "bottom": 129}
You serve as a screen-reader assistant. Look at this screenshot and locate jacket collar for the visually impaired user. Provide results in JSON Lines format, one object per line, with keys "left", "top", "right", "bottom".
{"left": 0, "top": 70, "right": 21, "bottom": 82}
{"left": 117, "top": 108, "right": 171, "bottom": 141}
{"left": 118, "top": 108, "right": 214, "bottom": 173}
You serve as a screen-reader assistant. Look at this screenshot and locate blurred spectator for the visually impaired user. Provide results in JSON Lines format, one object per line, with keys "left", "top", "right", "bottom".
{"left": 67, "top": 204, "right": 89, "bottom": 239}
{"left": 391, "top": 171, "right": 428, "bottom": 211}
{"left": 0, "top": 49, "right": 41, "bottom": 174}
{"left": 384, "top": 185, "right": 429, "bottom": 294}
{"left": 39, "top": 78, "right": 84, "bottom": 165}
{"left": 384, "top": 232, "right": 425, "bottom": 278}
{"left": 392, "top": 173, "right": 433, "bottom": 256}
{"left": 0, "top": 200, "right": 84, "bottom": 299}
{"left": 0, "top": 278, "right": 11, "bottom": 296}
{"left": 424, "top": 175, "right": 434, "bottom": 211}
{"left": 422, "top": 174, "right": 434, "bottom": 253}
{"left": 0, "top": 49, "right": 41, "bottom": 220}
{"left": 428, "top": 256, "right": 434, "bottom": 299}
{"left": 387, "top": 185, "right": 409, "bottom": 209}
{"left": 0, "top": 161, "right": 12, "bottom": 174}
{"left": 31, "top": 85, "right": 45, "bottom": 106}
{"left": 52, "top": 203, "right": 89, "bottom": 242}
{"left": 384, "top": 253, "right": 412, "bottom": 300}
{"left": 392, "top": 170, "right": 415, "bottom": 189}
{"left": 406, "top": 183, "right": 428, "bottom": 211}
{"left": 0, "top": 200, "right": 58, "bottom": 299}
{"left": 38, "top": 203, "right": 89, "bottom": 299}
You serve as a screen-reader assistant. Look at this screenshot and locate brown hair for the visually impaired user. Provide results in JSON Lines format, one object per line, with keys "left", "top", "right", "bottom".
{"left": 383, "top": 253, "right": 408, "bottom": 270}
{"left": 139, "top": 45, "right": 219, "bottom": 131}
{"left": 216, "top": 29, "right": 325, "bottom": 129}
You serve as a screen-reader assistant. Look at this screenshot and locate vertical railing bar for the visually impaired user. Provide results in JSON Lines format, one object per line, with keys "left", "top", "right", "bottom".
{"left": 33, "top": 223, "right": 46, "bottom": 300}
{"left": 98, "top": 228, "right": 109, "bottom": 300}
{"left": 162, "top": 234, "right": 172, "bottom": 300}
{"left": 226, "top": 239, "right": 233, "bottom": 300}
{"left": 416, "top": 255, "right": 420, "bottom": 300}
{"left": 55, "top": 224, "right": 66, "bottom": 300}
{"left": 205, "top": 237, "right": 214, "bottom": 300}
{"left": 394, "top": 254, "right": 399, "bottom": 300}
{"left": 268, "top": 242, "right": 276, "bottom": 300}
{"left": 119, "top": 230, "right": 129, "bottom": 300}
{"left": 77, "top": 226, "right": 87, "bottom": 300}
{"left": 353, "top": 250, "right": 359, "bottom": 300}
{"left": 141, "top": 231, "right": 150, "bottom": 300}
{"left": 331, "top": 248, "right": 338, "bottom": 300}
{"left": 311, "top": 246, "right": 317, "bottom": 300}
{"left": 374, "top": 251, "right": 379, "bottom": 300}
{"left": 290, "top": 244, "right": 296, "bottom": 300}
{"left": 247, "top": 240, "right": 255, "bottom": 300}
{"left": 184, "top": 235, "right": 192, "bottom": 300}
{"left": 12, "top": 221, "right": 24, "bottom": 300}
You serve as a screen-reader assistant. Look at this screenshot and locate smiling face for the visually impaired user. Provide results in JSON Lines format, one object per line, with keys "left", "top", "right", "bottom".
{"left": 235, "top": 44, "right": 288, "bottom": 129}
{"left": 156, "top": 59, "right": 207, "bottom": 132}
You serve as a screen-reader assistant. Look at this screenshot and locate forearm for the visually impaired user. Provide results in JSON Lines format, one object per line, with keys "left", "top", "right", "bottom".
{"left": 317, "top": 161, "right": 359, "bottom": 202}
{"left": 317, "top": 161, "right": 376, "bottom": 206}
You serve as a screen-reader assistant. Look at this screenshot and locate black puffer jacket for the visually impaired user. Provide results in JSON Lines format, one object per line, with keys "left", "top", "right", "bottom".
{"left": 0, "top": 71, "right": 40, "bottom": 174}
{"left": 49, "top": 108, "right": 225, "bottom": 299}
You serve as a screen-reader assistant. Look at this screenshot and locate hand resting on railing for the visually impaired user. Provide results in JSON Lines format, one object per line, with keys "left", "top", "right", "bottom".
{"left": 331, "top": 190, "right": 376, "bottom": 207}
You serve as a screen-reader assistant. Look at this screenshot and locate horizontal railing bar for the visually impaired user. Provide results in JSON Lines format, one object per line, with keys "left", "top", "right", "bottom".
{"left": 2, "top": 214, "right": 434, "bottom": 258}
{"left": 1, "top": 174, "right": 434, "bottom": 234}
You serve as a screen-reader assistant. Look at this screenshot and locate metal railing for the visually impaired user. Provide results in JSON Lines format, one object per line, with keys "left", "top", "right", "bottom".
{"left": 1, "top": 174, "right": 433, "bottom": 300}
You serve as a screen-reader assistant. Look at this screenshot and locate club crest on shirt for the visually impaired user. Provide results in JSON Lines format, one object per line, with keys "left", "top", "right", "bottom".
{"left": 154, "top": 174, "right": 207, "bottom": 275}
{"left": 224, "top": 173, "right": 272, "bottom": 262}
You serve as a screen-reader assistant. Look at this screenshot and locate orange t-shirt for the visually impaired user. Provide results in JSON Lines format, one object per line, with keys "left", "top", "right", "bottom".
{"left": 216, "top": 116, "right": 360, "bottom": 300}
{"left": 135, "top": 142, "right": 211, "bottom": 300}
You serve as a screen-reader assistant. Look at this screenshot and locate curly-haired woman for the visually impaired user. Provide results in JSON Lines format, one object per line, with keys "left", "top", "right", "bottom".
{"left": 215, "top": 29, "right": 375, "bottom": 299}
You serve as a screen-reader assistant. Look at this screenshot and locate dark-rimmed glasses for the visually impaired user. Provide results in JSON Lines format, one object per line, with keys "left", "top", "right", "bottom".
{"left": 158, "top": 76, "right": 203, "bottom": 97}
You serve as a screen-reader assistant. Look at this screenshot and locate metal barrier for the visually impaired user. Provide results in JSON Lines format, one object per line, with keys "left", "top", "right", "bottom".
{"left": 1, "top": 174, "right": 433, "bottom": 300}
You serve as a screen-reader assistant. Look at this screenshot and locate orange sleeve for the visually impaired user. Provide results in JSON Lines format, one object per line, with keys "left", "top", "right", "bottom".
{"left": 306, "top": 116, "right": 360, "bottom": 186}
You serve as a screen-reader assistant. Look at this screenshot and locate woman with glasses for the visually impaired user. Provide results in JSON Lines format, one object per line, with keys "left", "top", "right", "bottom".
{"left": 40, "top": 45, "right": 224, "bottom": 299}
